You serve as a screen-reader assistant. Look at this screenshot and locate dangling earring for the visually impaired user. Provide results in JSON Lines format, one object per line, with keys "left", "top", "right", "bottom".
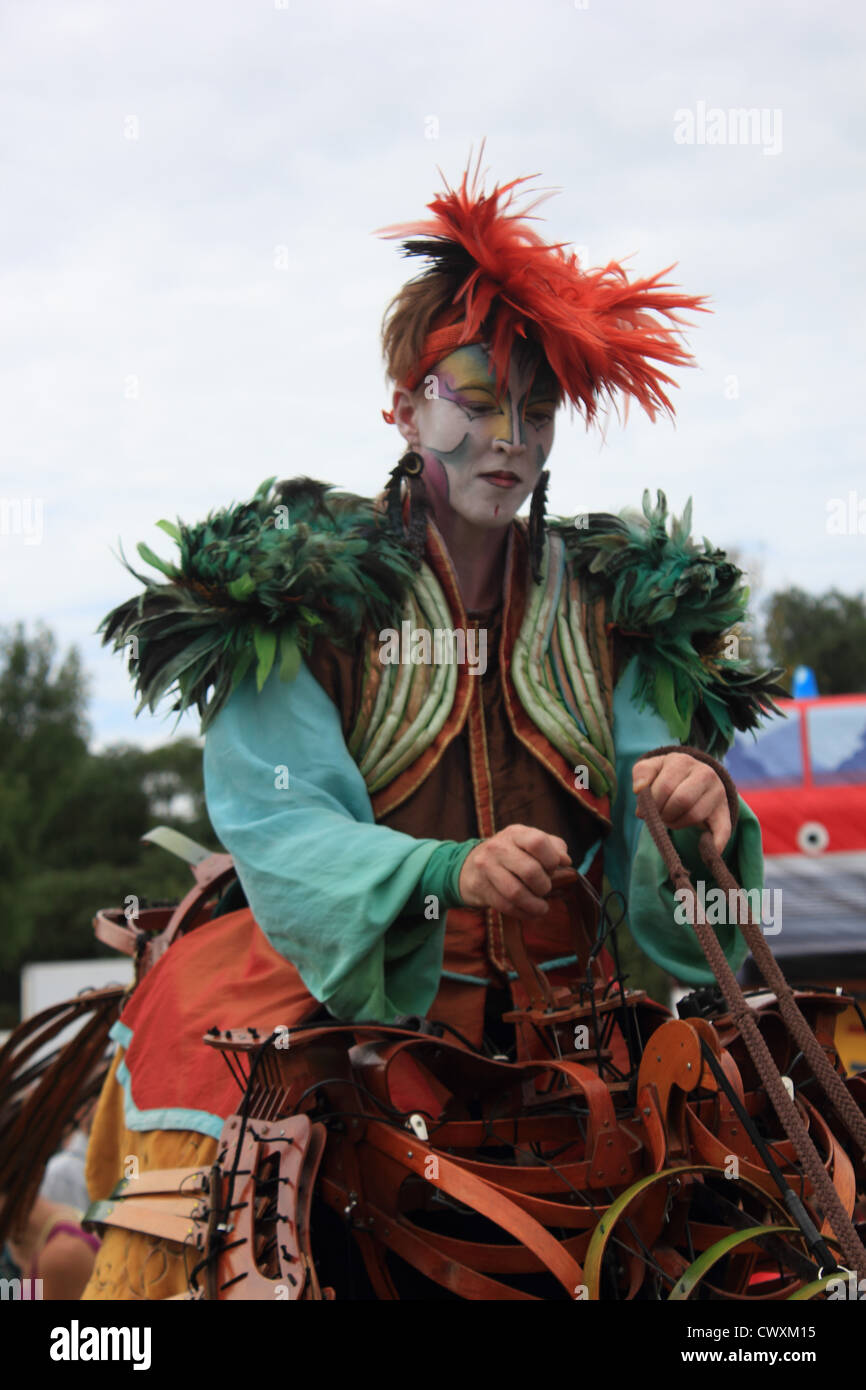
{"left": 384, "top": 448, "right": 428, "bottom": 561}
{"left": 528, "top": 469, "right": 549, "bottom": 584}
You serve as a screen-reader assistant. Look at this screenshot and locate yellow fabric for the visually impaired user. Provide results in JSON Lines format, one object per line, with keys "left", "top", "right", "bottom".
{"left": 81, "top": 1047, "right": 219, "bottom": 1300}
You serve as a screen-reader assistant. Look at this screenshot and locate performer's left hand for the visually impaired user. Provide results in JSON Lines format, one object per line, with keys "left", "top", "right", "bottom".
{"left": 632, "top": 752, "right": 731, "bottom": 855}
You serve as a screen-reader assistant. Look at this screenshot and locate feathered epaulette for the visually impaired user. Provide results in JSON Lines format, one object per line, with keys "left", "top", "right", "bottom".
{"left": 99, "top": 477, "right": 420, "bottom": 731}
{"left": 550, "top": 489, "right": 788, "bottom": 756}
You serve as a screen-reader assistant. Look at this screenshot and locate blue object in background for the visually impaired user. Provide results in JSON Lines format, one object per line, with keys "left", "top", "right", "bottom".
{"left": 792, "top": 665, "right": 819, "bottom": 698}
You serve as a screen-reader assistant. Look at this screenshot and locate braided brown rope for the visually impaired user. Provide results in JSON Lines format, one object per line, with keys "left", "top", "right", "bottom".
{"left": 649, "top": 744, "right": 866, "bottom": 1162}
{"left": 637, "top": 745, "right": 866, "bottom": 1278}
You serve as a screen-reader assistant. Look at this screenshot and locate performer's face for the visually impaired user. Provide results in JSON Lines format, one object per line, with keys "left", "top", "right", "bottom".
{"left": 399, "top": 344, "right": 558, "bottom": 530}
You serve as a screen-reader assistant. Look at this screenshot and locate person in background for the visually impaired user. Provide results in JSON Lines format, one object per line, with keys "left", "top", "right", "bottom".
{"left": 39, "top": 1101, "right": 94, "bottom": 1213}
{"left": 6, "top": 1192, "right": 100, "bottom": 1299}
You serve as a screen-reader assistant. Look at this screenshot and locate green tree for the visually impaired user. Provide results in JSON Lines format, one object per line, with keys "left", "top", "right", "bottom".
{"left": 0, "top": 623, "right": 90, "bottom": 870}
{"left": 764, "top": 588, "right": 866, "bottom": 695}
{"left": 0, "top": 624, "right": 221, "bottom": 1027}
{"left": 721, "top": 545, "right": 767, "bottom": 670}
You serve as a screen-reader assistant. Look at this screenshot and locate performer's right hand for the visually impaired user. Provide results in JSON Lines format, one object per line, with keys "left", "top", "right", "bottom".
{"left": 457, "top": 825, "right": 571, "bottom": 918}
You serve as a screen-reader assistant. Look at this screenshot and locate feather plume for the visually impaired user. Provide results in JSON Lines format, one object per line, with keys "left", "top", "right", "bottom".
{"left": 554, "top": 490, "right": 788, "bottom": 754}
{"left": 377, "top": 149, "right": 709, "bottom": 423}
{"left": 99, "top": 478, "right": 419, "bottom": 731}
{"left": 102, "top": 476, "right": 785, "bottom": 760}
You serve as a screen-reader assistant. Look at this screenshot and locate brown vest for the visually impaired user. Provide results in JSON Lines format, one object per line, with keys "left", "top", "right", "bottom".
{"left": 306, "top": 518, "right": 626, "bottom": 976}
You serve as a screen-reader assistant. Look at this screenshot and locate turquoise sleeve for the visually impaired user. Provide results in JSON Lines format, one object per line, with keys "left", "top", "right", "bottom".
{"left": 202, "top": 662, "right": 476, "bottom": 1022}
{"left": 604, "top": 656, "right": 763, "bottom": 984}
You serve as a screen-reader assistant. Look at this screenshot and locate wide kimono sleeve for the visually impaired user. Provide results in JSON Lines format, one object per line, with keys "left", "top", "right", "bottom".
{"left": 202, "top": 661, "right": 476, "bottom": 1023}
{"left": 602, "top": 655, "right": 765, "bottom": 984}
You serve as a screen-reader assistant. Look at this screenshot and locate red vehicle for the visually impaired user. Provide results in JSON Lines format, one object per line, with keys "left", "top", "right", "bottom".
{"left": 724, "top": 693, "right": 866, "bottom": 1069}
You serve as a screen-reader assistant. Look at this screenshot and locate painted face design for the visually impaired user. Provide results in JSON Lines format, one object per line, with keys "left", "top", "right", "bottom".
{"left": 410, "top": 343, "right": 558, "bottom": 529}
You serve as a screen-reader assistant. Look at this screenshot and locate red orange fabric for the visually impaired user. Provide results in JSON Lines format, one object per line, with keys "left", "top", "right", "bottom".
{"left": 119, "top": 907, "right": 323, "bottom": 1122}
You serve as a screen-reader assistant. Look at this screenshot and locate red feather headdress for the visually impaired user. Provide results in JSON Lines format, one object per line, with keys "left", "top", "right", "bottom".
{"left": 377, "top": 150, "right": 709, "bottom": 424}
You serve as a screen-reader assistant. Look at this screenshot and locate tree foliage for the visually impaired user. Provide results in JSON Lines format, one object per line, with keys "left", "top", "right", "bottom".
{"left": 764, "top": 588, "right": 866, "bottom": 695}
{"left": 0, "top": 624, "right": 220, "bottom": 1027}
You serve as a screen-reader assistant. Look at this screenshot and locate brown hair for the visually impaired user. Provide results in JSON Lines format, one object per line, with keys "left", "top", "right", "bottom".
{"left": 380, "top": 265, "right": 562, "bottom": 401}
{"left": 381, "top": 267, "right": 456, "bottom": 389}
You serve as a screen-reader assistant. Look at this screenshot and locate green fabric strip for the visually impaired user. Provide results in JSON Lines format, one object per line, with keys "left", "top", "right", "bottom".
{"left": 365, "top": 563, "right": 459, "bottom": 789}
{"left": 403, "top": 838, "right": 481, "bottom": 916}
{"left": 441, "top": 955, "right": 580, "bottom": 987}
{"left": 108, "top": 1022, "right": 226, "bottom": 1137}
{"left": 511, "top": 532, "right": 615, "bottom": 797}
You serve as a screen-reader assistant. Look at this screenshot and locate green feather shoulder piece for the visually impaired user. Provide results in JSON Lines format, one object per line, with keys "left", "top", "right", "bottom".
{"left": 99, "top": 477, "right": 419, "bottom": 730}
{"left": 550, "top": 489, "right": 788, "bottom": 756}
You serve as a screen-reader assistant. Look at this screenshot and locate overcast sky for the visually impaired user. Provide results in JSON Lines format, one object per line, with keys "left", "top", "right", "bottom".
{"left": 1, "top": 0, "right": 863, "bottom": 749}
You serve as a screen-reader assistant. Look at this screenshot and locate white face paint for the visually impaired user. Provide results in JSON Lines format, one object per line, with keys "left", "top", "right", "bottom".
{"left": 408, "top": 343, "right": 558, "bottom": 530}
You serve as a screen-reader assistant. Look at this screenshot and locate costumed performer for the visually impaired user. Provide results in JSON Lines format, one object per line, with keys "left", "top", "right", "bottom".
{"left": 81, "top": 152, "right": 782, "bottom": 1299}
